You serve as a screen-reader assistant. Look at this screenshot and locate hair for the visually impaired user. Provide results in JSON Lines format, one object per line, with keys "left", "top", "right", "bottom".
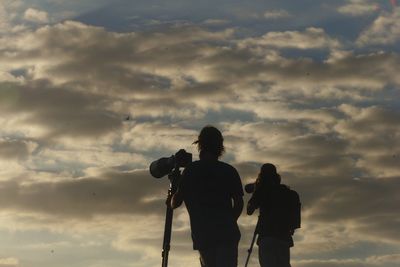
{"left": 258, "top": 163, "right": 281, "bottom": 186}
{"left": 194, "top": 125, "right": 225, "bottom": 157}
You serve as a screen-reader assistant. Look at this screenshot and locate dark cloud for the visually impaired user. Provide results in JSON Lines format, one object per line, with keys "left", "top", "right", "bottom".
{"left": 2, "top": 21, "right": 399, "bottom": 110}
{"left": 294, "top": 255, "right": 400, "bottom": 267}
{"left": 306, "top": 177, "right": 400, "bottom": 243}
{"left": 295, "top": 259, "right": 368, "bottom": 267}
{"left": 224, "top": 121, "right": 353, "bottom": 176}
{"left": 335, "top": 105, "right": 400, "bottom": 177}
{"left": 0, "top": 169, "right": 169, "bottom": 218}
{"left": 0, "top": 80, "right": 122, "bottom": 138}
{"left": 0, "top": 139, "right": 30, "bottom": 160}
{"left": 0, "top": 263, "right": 18, "bottom": 267}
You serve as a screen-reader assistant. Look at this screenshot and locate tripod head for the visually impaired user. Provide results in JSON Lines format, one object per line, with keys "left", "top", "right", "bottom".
{"left": 149, "top": 149, "right": 192, "bottom": 178}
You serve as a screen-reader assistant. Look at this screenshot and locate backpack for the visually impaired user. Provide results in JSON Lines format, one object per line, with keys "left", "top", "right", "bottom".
{"left": 272, "top": 186, "right": 301, "bottom": 233}
{"left": 286, "top": 188, "right": 301, "bottom": 231}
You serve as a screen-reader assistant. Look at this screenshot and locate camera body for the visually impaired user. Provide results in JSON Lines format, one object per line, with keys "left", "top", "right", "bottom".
{"left": 245, "top": 183, "right": 256, "bottom": 193}
{"left": 149, "top": 149, "right": 192, "bottom": 179}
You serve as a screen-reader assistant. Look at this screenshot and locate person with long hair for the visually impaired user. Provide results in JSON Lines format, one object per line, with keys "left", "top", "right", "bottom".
{"left": 171, "top": 126, "right": 244, "bottom": 267}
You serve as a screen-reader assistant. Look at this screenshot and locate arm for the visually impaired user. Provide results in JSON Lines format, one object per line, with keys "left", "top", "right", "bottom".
{"left": 170, "top": 188, "right": 183, "bottom": 209}
{"left": 232, "top": 195, "right": 244, "bottom": 221}
{"left": 246, "top": 196, "right": 258, "bottom": 215}
{"left": 247, "top": 177, "right": 262, "bottom": 215}
{"left": 247, "top": 185, "right": 261, "bottom": 215}
{"left": 229, "top": 167, "right": 244, "bottom": 220}
{"left": 169, "top": 168, "right": 188, "bottom": 209}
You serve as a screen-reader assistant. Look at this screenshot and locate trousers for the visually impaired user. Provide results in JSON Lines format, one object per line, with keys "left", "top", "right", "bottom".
{"left": 258, "top": 236, "right": 291, "bottom": 267}
{"left": 199, "top": 242, "right": 238, "bottom": 267}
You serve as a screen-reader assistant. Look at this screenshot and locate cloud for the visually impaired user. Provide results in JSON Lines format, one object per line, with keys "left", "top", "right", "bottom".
{"left": 295, "top": 259, "right": 367, "bottom": 267}
{"left": 2, "top": 21, "right": 399, "bottom": 117}
{"left": 0, "top": 169, "right": 169, "bottom": 218}
{"left": 335, "top": 105, "right": 400, "bottom": 177}
{"left": 121, "top": 122, "right": 197, "bottom": 153}
{"left": 23, "top": 8, "right": 49, "bottom": 23}
{"left": 0, "top": 81, "right": 122, "bottom": 139}
{"left": 294, "top": 254, "right": 400, "bottom": 267}
{"left": 223, "top": 121, "right": 355, "bottom": 184}
{"left": 0, "top": 139, "right": 31, "bottom": 161}
{"left": 338, "top": 0, "right": 378, "bottom": 16}
{"left": 263, "top": 9, "right": 291, "bottom": 19}
{"left": 0, "top": 3, "right": 9, "bottom": 31}
{"left": 295, "top": 259, "right": 368, "bottom": 267}
{"left": 202, "top": 19, "right": 230, "bottom": 25}
{"left": 357, "top": 8, "right": 400, "bottom": 45}
{"left": 239, "top": 27, "right": 341, "bottom": 50}
{"left": 306, "top": 177, "right": 400, "bottom": 242}
{"left": 0, "top": 0, "right": 24, "bottom": 33}
{"left": 0, "top": 21, "right": 234, "bottom": 103}
{"left": 367, "top": 254, "right": 400, "bottom": 265}
{"left": 0, "top": 258, "right": 19, "bottom": 267}
{"left": 0, "top": 18, "right": 399, "bottom": 267}
{"left": 222, "top": 115, "right": 400, "bottom": 249}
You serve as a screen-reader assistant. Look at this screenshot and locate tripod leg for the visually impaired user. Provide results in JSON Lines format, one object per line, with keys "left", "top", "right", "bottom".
{"left": 161, "top": 167, "right": 181, "bottom": 267}
{"left": 244, "top": 231, "right": 257, "bottom": 267}
{"left": 162, "top": 199, "right": 173, "bottom": 267}
{"left": 245, "top": 216, "right": 260, "bottom": 267}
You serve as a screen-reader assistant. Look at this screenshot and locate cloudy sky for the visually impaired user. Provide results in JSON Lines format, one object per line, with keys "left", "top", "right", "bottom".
{"left": 0, "top": 0, "right": 400, "bottom": 266}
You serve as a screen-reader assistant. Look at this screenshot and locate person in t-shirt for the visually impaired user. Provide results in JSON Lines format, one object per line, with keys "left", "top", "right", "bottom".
{"left": 170, "top": 125, "right": 244, "bottom": 267}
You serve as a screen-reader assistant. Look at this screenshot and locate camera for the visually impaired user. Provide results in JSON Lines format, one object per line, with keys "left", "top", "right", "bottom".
{"left": 245, "top": 183, "right": 256, "bottom": 193}
{"left": 149, "top": 149, "right": 192, "bottom": 178}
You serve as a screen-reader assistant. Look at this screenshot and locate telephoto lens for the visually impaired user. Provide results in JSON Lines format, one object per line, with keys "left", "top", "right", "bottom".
{"left": 149, "top": 149, "right": 192, "bottom": 178}
{"left": 149, "top": 156, "right": 175, "bottom": 178}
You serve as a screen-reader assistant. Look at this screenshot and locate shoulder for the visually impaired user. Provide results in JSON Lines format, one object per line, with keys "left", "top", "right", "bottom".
{"left": 281, "top": 184, "right": 297, "bottom": 193}
{"left": 217, "top": 162, "right": 242, "bottom": 185}
{"left": 280, "top": 185, "right": 300, "bottom": 199}
{"left": 183, "top": 160, "right": 201, "bottom": 173}
{"left": 188, "top": 160, "right": 202, "bottom": 167}
{"left": 217, "top": 161, "right": 239, "bottom": 173}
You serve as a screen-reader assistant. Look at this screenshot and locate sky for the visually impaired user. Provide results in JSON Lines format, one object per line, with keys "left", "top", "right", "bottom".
{"left": 0, "top": 0, "right": 400, "bottom": 266}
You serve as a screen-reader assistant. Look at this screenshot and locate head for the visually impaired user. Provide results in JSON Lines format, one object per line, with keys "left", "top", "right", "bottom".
{"left": 194, "top": 125, "right": 225, "bottom": 158}
{"left": 258, "top": 163, "right": 281, "bottom": 186}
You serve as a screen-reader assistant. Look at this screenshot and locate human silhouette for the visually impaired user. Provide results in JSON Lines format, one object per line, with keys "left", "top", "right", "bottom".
{"left": 247, "top": 163, "right": 301, "bottom": 267}
{"left": 170, "top": 125, "right": 244, "bottom": 267}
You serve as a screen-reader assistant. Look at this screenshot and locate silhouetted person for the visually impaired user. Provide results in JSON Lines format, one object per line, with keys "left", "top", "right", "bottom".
{"left": 247, "top": 163, "right": 300, "bottom": 267}
{"left": 170, "top": 126, "right": 244, "bottom": 267}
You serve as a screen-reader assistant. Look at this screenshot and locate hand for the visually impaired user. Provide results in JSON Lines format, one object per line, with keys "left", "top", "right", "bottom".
{"left": 247, "top": 201, "right": 255, "bottom": 215}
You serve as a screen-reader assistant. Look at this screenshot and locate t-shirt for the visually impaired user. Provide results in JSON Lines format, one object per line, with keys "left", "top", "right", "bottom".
{"left": 179, "top": 159, "right": 244, "bottom": 250}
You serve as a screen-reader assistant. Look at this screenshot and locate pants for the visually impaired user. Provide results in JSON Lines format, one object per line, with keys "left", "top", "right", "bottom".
{"left": 258, "top": 236, "right": 291, "bottom": 267}
{"left": 199, "top": 243, "right": 238, "bottom": 267}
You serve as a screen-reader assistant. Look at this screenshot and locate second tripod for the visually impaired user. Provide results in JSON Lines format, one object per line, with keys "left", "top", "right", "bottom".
{"left": 244, "top": 216, "right": 260, "bottom": 267}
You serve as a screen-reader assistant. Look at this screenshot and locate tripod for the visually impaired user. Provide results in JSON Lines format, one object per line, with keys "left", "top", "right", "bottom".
{"left": 161, "top": 166, "right": 181, "bottom": 267}
{"left": 244, "top": 216, "right": 260, "bottom": 267}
